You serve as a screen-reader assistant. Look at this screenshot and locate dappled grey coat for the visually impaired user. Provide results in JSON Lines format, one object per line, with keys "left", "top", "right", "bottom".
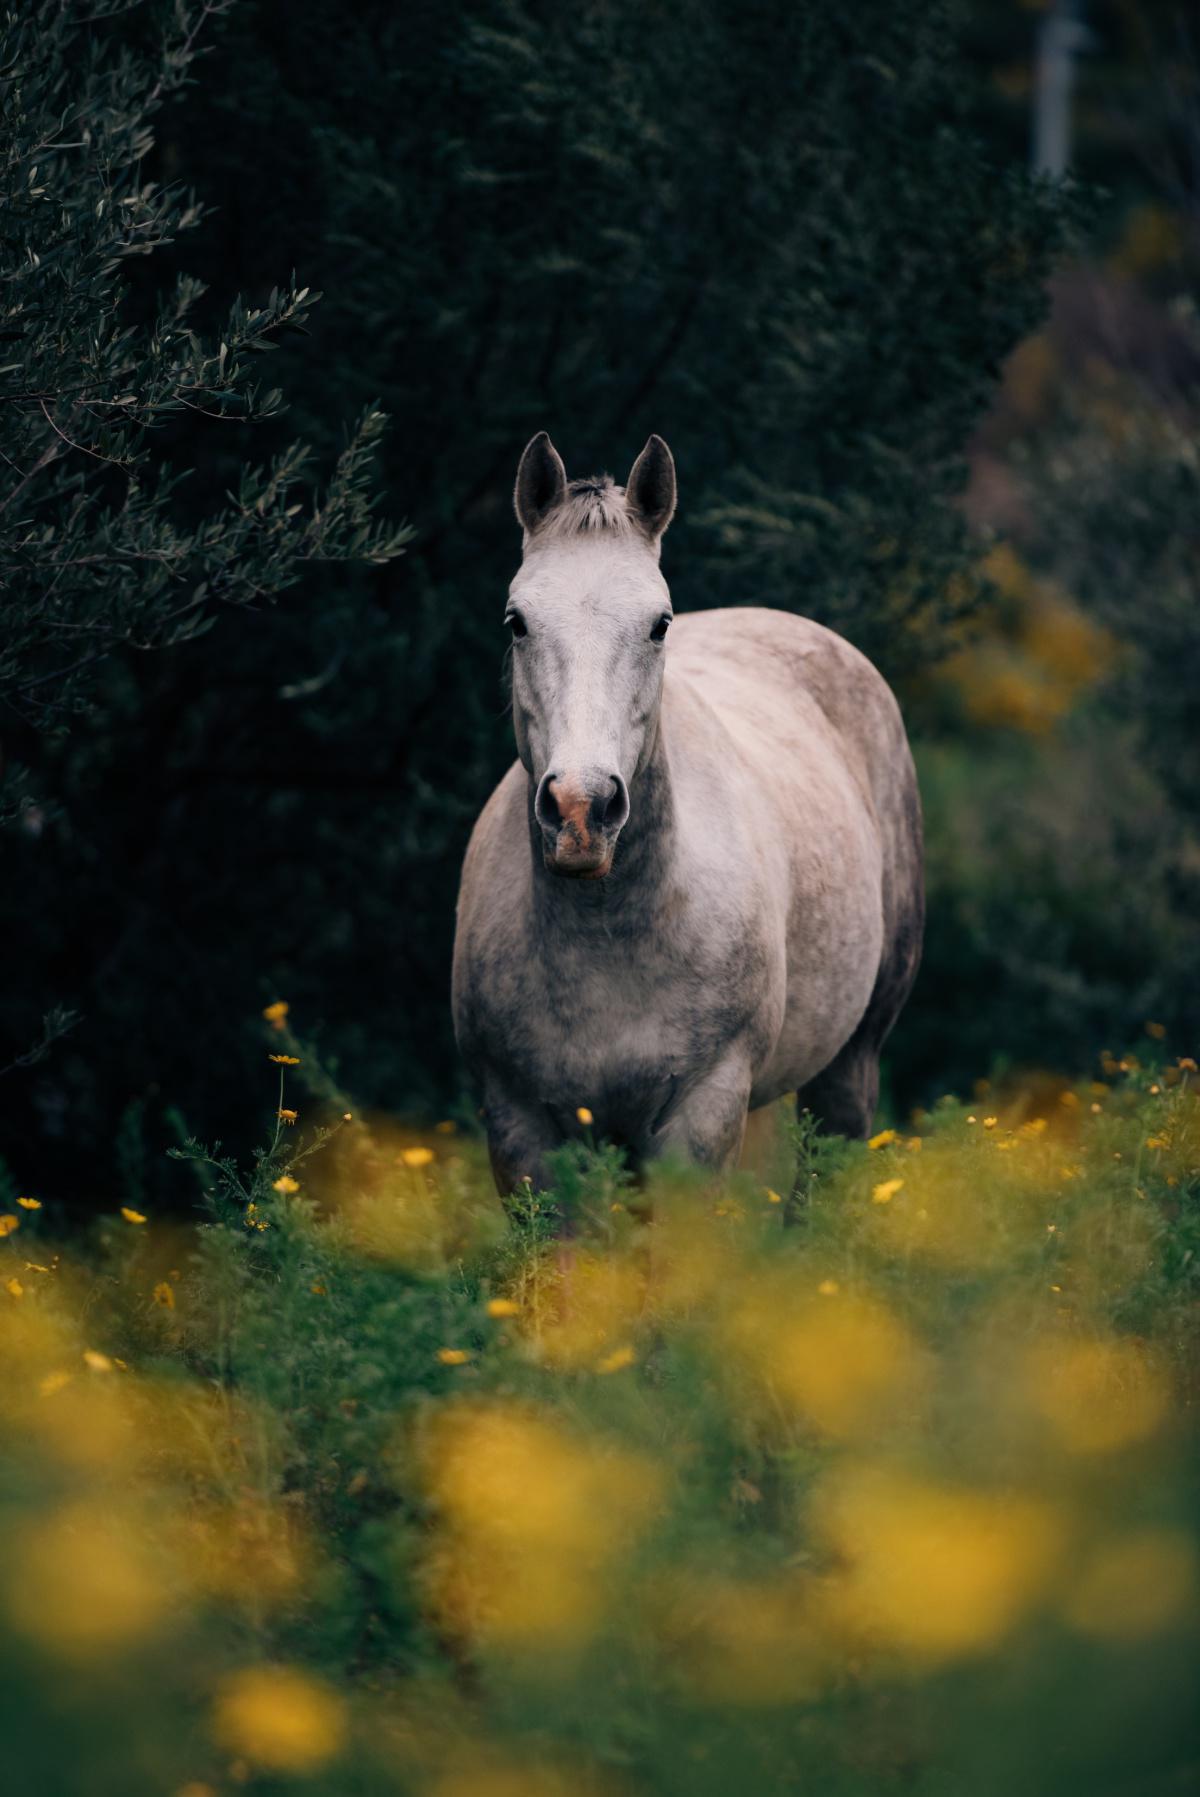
{"left": 453, "top": 434, "right": 923, "bottom": 1198}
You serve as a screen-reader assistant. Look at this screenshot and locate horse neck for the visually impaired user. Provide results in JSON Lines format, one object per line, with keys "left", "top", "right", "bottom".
{"left": 527, "top": 714, "right": 677, "bottom": 923}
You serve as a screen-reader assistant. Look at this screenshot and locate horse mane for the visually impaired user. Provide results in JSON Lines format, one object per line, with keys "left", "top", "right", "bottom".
{"left": 533, "top": 475, "right": 636, "bottom": 542}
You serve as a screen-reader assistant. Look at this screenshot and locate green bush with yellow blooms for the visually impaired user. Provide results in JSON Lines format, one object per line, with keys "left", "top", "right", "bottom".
{"left": 1, "top": 1019, "right": 1198, "bottom": 1796}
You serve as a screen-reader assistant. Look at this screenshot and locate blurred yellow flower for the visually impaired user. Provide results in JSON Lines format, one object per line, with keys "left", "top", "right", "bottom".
{"left": 867, "top": 1129, "right": 896, "bottom": 1150}
{"left": 17, "top": 1196, "right": 41, "bottom": 1210}
{"left": 83, "top": 1350, "right": 113, "bottom": 1372}
{"left": 1061, "top": 1530, "right": 1197, "bottom": 1642}
{"left": 814, "top": 1466, "right": 1063, "bottom": 1664}
{"left": 576, "top": 1106, "right": 594, "bottom": 1126}
{"left": 6, "top": 1277, "right": 24, "bottom": 1298}
{"left": 38, "top": 1370, "right": 71, "bottom": 1398}
{"left": 725, "top": 1285, "right": 923, "bottom": 1438}
{"left": 0, "top": 1215, "right": 20, "bottom": 1237}
{"left": 486, "top": 1297, "right": 519, "bottom": 1319}
{"left": 595, "top": 1344, "right": 636, "bottom": 1375}
{"left": 872, "top": 1178, "right": 904, "bottom": 1204}
{"left": 428, "top": 1766, "right": 582, "bottom": 1797}
{"left": 212, "top": 1667, "right": 345, "bottom": 1773}
{"left": 7, "top": 1503, "right": 168, "bottom": 1655}
{"left": 153, "top": 1281, "right": 175, "bottom": 1310}
{"left": 1178, "top": 1057, "right": 1197, "bottom": 1072}
{"left": 262, "top": 1001, "right": 289, "bottom": 1029}
{"left": 1023, "top": 1336, "right": 1169, "bottom": 1454}
{"left": 277, "top": 1108, "right": 298, "bottom": 1124}
{"left": 817, "top": 1279, "right": 839, "bottom": 1296}
{"left": 310, "top": 1282, "right": 327, "bottom": 1296}
{"left": 120, "top": 1207, "right": 147, "bottom": 1225}
{"left": 983, "top": 1116, "right": 998, "bottom": 1130}
{"left": 765, "top": 1188, "right": 783, "bottom": 1204}
{"left": 402, "top": 1146, "right": 435, "bottom": 1168}
{"left": 435, "top": 1119, "right": 457, "bottom": 1134}
{"left": 424, "top": 1403, "right": 660, "bottom": 1652}
{"left": 535, "top": 1251, "right": 645, "bottom": 1370}
{"left": 268, "top": 1053, "right": 300, "bottom": 1064}
{"left": 437, "top": 1348, "right": 472, "bottom": 1365}
{"left": 272, "top": 1175, "right": 300, "bottom": 1194}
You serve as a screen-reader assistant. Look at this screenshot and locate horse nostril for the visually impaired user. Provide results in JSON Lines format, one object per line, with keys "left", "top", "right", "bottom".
{"left": 602, "top": 774, "right": 629, "bottom": 831}
{"left": 534, "top": 772, "right": 562, "bottom": 833}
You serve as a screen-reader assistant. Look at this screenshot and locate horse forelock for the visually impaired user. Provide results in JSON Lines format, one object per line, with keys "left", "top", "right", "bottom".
{"left": 528, "top": 475, "right": 635, "bottom": 545}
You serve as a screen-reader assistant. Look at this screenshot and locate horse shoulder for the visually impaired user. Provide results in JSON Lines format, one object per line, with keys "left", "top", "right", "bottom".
{"left": 452, "top": 764, "right": 533, "bottom": 1052}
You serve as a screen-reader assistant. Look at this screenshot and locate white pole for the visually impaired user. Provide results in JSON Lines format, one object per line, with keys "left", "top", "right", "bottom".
{"left": 1033, "top": 0, "right": 1090, "bottom": 178}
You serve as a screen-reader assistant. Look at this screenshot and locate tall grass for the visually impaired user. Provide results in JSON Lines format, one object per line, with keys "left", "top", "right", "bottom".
{"left": 1, "top": 1034, "right": 1198, "bottom": 1796}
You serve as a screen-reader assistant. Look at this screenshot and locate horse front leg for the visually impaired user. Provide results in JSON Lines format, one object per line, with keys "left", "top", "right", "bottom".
{"left": 648, "top": 1054, "right": 753, "bottom": 1172}
{"left": 480, "top": 1079, "right": 559, "bottom": 1201}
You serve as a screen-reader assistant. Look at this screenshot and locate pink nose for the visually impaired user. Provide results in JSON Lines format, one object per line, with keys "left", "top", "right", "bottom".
{"left": 534, "top": 770, "right": 629, "bottom": 877}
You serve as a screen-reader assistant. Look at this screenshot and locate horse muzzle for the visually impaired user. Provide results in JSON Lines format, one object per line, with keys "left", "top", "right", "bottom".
{"left": 534, "top": 769, "right": 629, "bottom": 879}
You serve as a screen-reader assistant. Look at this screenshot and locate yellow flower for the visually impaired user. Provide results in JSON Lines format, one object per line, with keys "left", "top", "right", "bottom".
{"left": 486, "top": 1298, "right": 519, "bottom": 1319}
{"left": 435, "top": 1119, "right": 457, "bottom": 1135}
{"left": 310, "top": 1282, "right": 327, "bottom": 1296}
{"left": 906, "top": 1136, "right": 923, "bottom": 1152}
{"left": 38, "top": 1370, "right": 72, "bottom": 1398}
{"left": 269, "top": 1053, "right": 300, "bottom": 1065}
{"left": 83, "top": 1350, "right": 113, "bottom": 1373}
{"left": 16, "top": 1196, "right": 41, "bottom": 1210}
{"left": 983, "top": 1116, "right": 998, "bottom": 1130}
{"left": 1145, "top": 1135, "right": 1169, "bottom": 1151}
{"left": 595, "top": 1344, "right": 636, "bottom": 1375}
{"left": 576, "top": 1106, "right": 594, "bottom": 1126}
{"left": 120, "top": 1207, "right": 147, "bottom": 1225}
{"left": 818, "top": 1279, "right": 840, "bottom": 1296}
{"left": 401, "top": 1146, "right": 434, "bottom": 1168}
{"left": 212, "top": 1666, "right": 345, "bottom": 1774}
{"left": 1178, "top": 1057, "right": 1197, "bottom": 1072}
{"left": 0, "top": 1214, "right": 20, "bottom": 1237}
{"left": 6, "top": 1277, "right": 24, "bottom": 1298}
{"left": 272, "top": 1175, "right": 300, "bottom": 1195}
{"left": 262, "top": 1000, "right": 290, "bottom": 1029}
{"left": 872, "top": 1178, "right": 904, "bottom": 1205}
{"left": 277, "top": 1108, "right": 298, "bottom": 1125}
{"left": 153, "top": 1281, "right": 175, "bottom": 1310}
{"left": 437, "top": 1348, "right": 472, "bottom": 1366}
{"left": 868, "top": 1128, "right": 896, "bottom": 1150}
{"left": 1145, "top": 1020, "right": 1167, "bottom": 1040}
{"left": 765, "top": 1188, "right": 783, "bottom": 1205}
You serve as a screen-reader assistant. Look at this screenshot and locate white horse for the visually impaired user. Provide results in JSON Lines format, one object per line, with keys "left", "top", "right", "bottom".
{"left": 452, "top": 433, "right": 923, "bottom": 1196}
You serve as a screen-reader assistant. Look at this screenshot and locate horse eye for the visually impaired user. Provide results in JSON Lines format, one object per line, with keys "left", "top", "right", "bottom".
{"left": 650, "top": 613, "right": 671, "bottom": 643}
{"left": 507, "top": 612, "right": 527, "bottom": 639}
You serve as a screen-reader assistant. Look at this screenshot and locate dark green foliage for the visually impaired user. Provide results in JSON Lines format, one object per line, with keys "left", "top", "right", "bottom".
{"left": 1, "top": 0, "right": 1065, "bottom": 1202}
{"left": 0, "top": 0, "right": 407, "bottom": 748}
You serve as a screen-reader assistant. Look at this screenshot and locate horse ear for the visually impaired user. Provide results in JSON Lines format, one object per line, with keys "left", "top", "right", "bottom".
{"left": 514, "top": 432, "right": 568, "bottom": 534}
{"left": 626, "top": 435, "right": 676, "bottom": 542}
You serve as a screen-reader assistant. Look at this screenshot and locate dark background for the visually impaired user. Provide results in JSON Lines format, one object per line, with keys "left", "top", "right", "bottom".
{"left": 3, "top": 0, "right": 1198, "bottom": 1207}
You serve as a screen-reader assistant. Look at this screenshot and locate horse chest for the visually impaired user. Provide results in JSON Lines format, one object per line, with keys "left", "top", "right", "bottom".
{"left": 505, "top": 911, "right": 776, "bottom": 1106}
